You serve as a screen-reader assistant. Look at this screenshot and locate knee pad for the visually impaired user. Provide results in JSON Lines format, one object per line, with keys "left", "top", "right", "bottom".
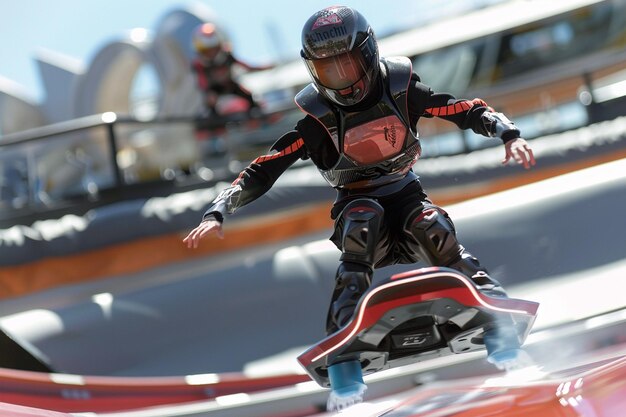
{"left": 403, "top": 205, "right": 461, "bottom": 265}
{"left": 337, "top": 198, "right": 384, "bottom": 265}
{"left": 405, "top": 207, "right": 505, "bottom": 296}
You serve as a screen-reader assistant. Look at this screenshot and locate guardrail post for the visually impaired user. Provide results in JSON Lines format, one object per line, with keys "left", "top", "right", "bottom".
{"left": 104, "top": 116, "right": 124, "bottom": 188}
{"left": 581, "top": 72, "right": 601, "bottom": 124}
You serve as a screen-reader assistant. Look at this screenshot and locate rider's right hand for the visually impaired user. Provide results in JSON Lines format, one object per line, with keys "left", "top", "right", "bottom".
{"left": 183, "top": 218, "right": 224, "bottom": 248}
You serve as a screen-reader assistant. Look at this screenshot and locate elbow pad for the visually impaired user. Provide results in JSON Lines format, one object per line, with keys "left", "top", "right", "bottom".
{"left": 481, "top": 111, "right": 520, "bottom": 141}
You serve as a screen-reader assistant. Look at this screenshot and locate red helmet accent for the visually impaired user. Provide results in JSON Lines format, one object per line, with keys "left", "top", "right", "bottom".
{"left": 192, "top": 23, "right": 227, "bottom": 62}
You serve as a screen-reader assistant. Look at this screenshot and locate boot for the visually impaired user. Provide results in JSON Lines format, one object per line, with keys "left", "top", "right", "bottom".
{"left": 326, "top": 263, "right": 372, "bottom": 334}
{"left": 447, "top": 250, "right": 507, "bottom": 297}
{"left": 470, "top": 270, "right": 507, "bottom": 297}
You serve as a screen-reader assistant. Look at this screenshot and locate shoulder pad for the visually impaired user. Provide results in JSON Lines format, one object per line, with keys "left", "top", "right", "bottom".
{"left": 295, "top": 83, "right": 332, "bottom": 120}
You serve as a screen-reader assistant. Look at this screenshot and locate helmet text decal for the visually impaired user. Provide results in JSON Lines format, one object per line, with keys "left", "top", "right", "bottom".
{"left": 312, "top": 12, "right": 343, "bottom": 29}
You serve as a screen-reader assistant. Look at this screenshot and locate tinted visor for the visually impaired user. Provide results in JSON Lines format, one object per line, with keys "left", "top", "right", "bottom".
{"left": 306, "top": 48, "right": 367, "bottom": 90}
{"left": 197, "top": 45, "right": 221, "bottom": 59}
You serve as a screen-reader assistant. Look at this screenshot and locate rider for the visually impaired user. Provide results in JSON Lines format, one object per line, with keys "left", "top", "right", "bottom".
{"left": 191, "top": 22, "right": 272, "bottom": 117}
{"left": 184, "top": 6, "right": 536, "bottom": 335}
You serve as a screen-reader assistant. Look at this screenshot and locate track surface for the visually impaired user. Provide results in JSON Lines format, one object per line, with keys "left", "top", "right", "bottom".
{"left": 1, "top": 159, "right": 625, "bottom": 416}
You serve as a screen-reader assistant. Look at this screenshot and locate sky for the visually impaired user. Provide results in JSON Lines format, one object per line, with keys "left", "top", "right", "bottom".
{"left": 0, "top": 0, "right": 498, "bottom": 102}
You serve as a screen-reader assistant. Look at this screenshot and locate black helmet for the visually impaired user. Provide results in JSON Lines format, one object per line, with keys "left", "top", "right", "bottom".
{"left": 301, "top": 6, "right": 379, "bottom": 107}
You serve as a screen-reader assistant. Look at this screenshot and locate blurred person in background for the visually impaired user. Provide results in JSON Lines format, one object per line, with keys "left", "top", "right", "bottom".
{"left": 191, "top": 22, "right": 273, "bottom": 119}
{"left": 184, "top": 6, "right": 535, "bottom": 335}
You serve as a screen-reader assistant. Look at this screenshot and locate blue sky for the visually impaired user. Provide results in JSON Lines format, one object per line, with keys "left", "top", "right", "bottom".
{"left": 0, "top": 0, "right": 495, "bottom": 102}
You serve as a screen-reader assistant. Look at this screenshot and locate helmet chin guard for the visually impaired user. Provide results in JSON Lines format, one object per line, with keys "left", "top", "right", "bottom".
{"left": 301, "top": 6, "right": 380, "bottom": 107}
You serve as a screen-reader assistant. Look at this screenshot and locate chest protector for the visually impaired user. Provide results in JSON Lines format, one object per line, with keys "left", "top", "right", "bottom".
{"left": 295, "top": 56, "right": 421, "bottom": 189}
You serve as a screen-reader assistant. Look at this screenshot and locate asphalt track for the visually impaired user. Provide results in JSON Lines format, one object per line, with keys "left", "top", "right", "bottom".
{"left": 0, "top": 159, "right": 625, "bottom": 416}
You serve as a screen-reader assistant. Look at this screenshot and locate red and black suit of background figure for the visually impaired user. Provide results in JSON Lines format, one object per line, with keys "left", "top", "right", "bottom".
{"left": 191, "top": 23, "right": 273, "bottom": 118}
{"left": 184, "top": 7, "right": 536, "bottom": 335}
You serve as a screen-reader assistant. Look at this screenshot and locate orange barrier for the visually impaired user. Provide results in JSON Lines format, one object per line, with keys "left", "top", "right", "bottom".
{"left": 0, "top": 202, "right": 333, "bottom": 300}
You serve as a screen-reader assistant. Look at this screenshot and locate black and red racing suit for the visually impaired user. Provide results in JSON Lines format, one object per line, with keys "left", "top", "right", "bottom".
{"left": 191, "top": 52, "right": 270, "bottom": 115}
{"left": 202, "top": 66, "right": 520, "bottom": 333}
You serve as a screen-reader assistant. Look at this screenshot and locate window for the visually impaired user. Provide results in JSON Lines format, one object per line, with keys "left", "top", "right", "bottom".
{"left": 494, "top": 3, "right": 615, "bottom": 80}
{"left": 412, "top": 42, "right": 483, "bottom": 95}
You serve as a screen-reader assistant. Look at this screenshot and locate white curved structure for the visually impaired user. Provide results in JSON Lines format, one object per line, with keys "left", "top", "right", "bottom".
{"left": 0, "top": 4, "right": 218, "bottom": 135}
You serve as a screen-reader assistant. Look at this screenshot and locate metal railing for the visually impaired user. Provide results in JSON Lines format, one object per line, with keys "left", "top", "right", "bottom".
{"left": 0, "top": 113, "right": 206, "bottom": 218}
{"left": 0, "top": 108, "right": 309, "bottom": 223}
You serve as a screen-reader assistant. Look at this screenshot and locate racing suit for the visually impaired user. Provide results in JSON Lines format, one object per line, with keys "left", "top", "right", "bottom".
{"left": 191, "top": 52, "right": 268, "bottom": 116}
{"left": 202, "top": 57, "right": 521, "bottom": 334}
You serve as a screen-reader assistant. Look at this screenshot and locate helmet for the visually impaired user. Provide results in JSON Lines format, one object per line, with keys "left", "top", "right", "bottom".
{"left": 301, "top": 6, "right": 379, "bottom": 107}
{"left": 192, "top": 23, "right": 227, "bottom": 62}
